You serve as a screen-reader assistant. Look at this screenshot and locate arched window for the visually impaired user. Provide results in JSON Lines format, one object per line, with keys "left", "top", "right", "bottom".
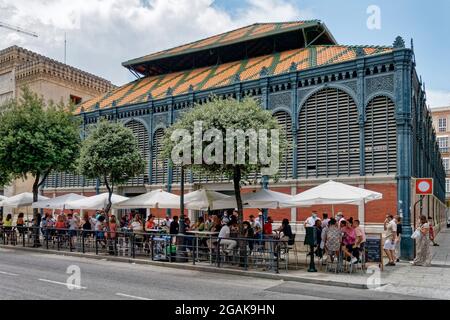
{"left": 297, "top": 88, "right": 360, "bottom": 178}
{"left": 364, "top": 96, "right": 396, "bottom": 175}
{"left": 152, "top": 128, "right": 166, "bottom": 184}
{"left": 125, "top": 120, "right": 150, "bottom": 185}
{"left": 273, "top": 111, "right": 293, "bottom": 179}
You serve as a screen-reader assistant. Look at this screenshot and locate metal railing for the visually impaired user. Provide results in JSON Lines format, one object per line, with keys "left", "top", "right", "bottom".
{"left": 0, "top": 227, "right": 305, "bottom": 274}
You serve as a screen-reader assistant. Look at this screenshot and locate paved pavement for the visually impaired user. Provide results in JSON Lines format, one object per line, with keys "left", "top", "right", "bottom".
{"left": 0, "top": 248, "right": 423, "bottom": 300}
{"left": 1, "top": 228, "right": 449, "bottom": 300}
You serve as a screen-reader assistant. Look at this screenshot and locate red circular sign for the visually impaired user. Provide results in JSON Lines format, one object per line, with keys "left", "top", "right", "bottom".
{"left": 416, "top": 179, "right": 433, "bottom": 195}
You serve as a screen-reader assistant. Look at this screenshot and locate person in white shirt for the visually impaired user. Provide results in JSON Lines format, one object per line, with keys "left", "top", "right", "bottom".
{"left": 304, "top": 211, "right": 318, "bottom": 228}
{"left": 321, "top": 213, "right": 330, "bottom": 228}
{"left": 218, "top": 221, "right": 237, "bottom": 254}
{"left": 249, "top": 215, "right": 261, "bottom": 229}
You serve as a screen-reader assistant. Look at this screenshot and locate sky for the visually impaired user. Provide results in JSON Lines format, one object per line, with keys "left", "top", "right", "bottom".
{"left": 0, "top": 0, "right": 449, "bottom": 107}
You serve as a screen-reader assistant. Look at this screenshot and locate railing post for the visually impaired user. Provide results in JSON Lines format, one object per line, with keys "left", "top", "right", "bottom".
{"left": 132, "top": 233, "right": 136, "bottom": 259}
{"left": 22, "top": 229, "right": 25, "bottom": 247}
{"left": 82, "top": 231, "right": 85, "bottom": 254}
{"left": 45, "top": 229, "right": 49, "bottom": 250}
{"left": 216, "top": 238, "right": 221, "bottom": 268}
{"left": 95, "top": 234, "right": 98, "bottom": 255}
{"left": 275, "top": 240, "right": 280, "bottom": 274}
{"left": 151, "top": 235, "right": 154, "bottom": 261}
{"left": 168, "top": 237, "right": 173, "bottom": 263}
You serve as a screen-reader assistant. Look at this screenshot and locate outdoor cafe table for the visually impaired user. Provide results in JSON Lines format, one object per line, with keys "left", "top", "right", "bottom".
{"left": 186, "top": 231, "right": 219, "bottom": 264}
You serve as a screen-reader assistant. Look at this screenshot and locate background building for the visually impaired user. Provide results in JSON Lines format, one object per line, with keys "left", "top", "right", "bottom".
{"left": 44, "top": 21, "right": 447, "bottom": 257}
{"left": 431, "top": 106, "right": 450, "bottom": 206}
{"left": 0, "top": 45, "right": 115, "bottom": 197}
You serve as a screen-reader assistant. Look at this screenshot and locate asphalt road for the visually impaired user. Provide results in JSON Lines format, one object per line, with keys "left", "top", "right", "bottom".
{"left": 0, "top": 247, "right": 425, "bottom": 300}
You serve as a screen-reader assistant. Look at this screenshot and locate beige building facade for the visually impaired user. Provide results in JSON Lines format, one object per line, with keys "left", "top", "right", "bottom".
{"left": 431, "top": 106, "right": 450, "bottom": 207}
{"left": 0, "top": 45, "right": 115, "bottom": 198}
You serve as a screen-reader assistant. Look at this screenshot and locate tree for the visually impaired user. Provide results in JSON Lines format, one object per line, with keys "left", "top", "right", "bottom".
{"left": 0, "top": 88, "right": 81, "bottom": 227}
{"left": 78, "top": 120, "right": 145, "bottom": 216}
{"left": 162, "top": 97, "right": 286, "bottom": 231}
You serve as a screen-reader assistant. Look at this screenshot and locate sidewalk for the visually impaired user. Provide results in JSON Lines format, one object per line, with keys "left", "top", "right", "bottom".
{"left": 1, "top": 228, "right": 449, "bottom": 299}
{"left": 370, "top": 228, "right": 450, "bottom": 299}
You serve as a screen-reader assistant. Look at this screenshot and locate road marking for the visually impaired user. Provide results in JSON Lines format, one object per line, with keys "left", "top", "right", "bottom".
{"left": 115, "top": 293, "right": 152, "bottom": 300}
{"left": 38, "top": 278, "right": 87, "bottom": 290}
{"left": 0, "top": 271, "right": 19, "bottom": 276}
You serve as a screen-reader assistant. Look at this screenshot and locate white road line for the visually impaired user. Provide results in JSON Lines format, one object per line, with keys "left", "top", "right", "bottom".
{"left": 0, "top": 271, "right": 19, "bottom": 276}
{"left": 116, "top": 293, "right": 152, "bottom": 300}
{"left": 38, "top": 278, "right": 87, "bottom": 290}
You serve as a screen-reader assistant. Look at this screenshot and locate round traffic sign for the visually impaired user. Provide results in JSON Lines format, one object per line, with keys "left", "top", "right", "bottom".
{"left": 417, "top": 181, "right": 431, "bottom": 193}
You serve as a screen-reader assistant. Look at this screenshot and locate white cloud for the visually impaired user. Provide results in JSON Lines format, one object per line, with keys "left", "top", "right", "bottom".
{"left": 0, "top": 0, "right": 312, "bottom": 85}
{"left": 428, "top": 90, "right": 450, "bottom": 109}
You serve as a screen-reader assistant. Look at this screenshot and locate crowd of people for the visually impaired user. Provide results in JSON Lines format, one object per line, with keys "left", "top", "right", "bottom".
{"left": 0, "top": 208, "right": 441, "bottom": 267}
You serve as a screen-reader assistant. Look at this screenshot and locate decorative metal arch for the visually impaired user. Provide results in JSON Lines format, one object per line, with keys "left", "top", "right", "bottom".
{"left": 297, "top": 83, "right": 358, "bottom": 130}
{"left": 271, "top": 106, "right": 292, "bottom": 117}
{"left": 364, "top": 91, "right": 396, "bottom": 110}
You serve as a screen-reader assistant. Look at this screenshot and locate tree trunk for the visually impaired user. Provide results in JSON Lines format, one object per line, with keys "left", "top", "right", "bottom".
{"left": 233, "top": 166, "right": 243, "bottom": 234}
{"left": 103, "top": 176, "right": 113, "bottom": 226}
{"left": 32, "top": 173, "right": 41, "bottom": 227}
{"left": 32, "top": 173, "right": 41, "bottom": 247}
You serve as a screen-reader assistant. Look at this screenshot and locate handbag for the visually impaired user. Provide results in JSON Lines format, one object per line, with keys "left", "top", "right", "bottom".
{"left": 411, "top": 228, "right": 421, "bottom": 239}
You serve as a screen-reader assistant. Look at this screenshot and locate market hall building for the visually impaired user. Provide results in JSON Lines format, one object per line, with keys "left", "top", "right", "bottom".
{"left": 44, "top": 20, "right": 446, "bottom": 252}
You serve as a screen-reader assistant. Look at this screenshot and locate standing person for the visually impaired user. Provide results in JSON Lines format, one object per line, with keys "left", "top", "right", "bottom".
{"left": 242, "top": 221, "right": 255, "bottom": 252}
{"left": 108, "top": 215, "right": 118, "bottom": 255}
{"left": 321, "top": 213, "right": 330, "bottom": 229}
{"left": 95, "top": 215, "right": 107, "bottom": 248}
{"left": 395, "top": 216, "right": 402, "bottom": 262}
{"left": 383, "top": 214, "right": 397, "bottom": 266}
{"left": 428, "top": 216, "right": 439, "bottom": 246}
{"left": 304, "top": 211, "right": 318, "bottom": 228}
{"left": 263, "top": 216, "right": 273, "bottom": 236}
{"left": 169, "top": 216, "right": 179, "bottom": 235}
{"left": 314, "top": 219, "right": 323, "bottom": 258}
{"left": 336, "top": 212, "right": 345, "bottom": 224}
{"left": 323, "top": 218, "right": 341, "bottom": 261}
{"left": 67, "top": 213, "right": 80, "bottom": 249}
{"left": 16, "top": 212, "right": 25, "bottom": 236}
{"left": 411, "top": 215, "right": 433, "bottom": 266}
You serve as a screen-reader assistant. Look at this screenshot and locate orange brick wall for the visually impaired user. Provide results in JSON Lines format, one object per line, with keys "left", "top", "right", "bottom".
{"left": 364, "top": 183, "right": 397, "bottom": 223}
{"left": 41, "top": 182, "right": 398, "bottom": 223}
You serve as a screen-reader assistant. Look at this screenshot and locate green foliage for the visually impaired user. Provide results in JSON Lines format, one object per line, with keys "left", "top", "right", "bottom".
{"left": 162, "top": 96, "right": 287, "bottom": 182}
{"left": 78, "top": 120, "right": 145, "bottom": 187}
{"left": 0, "top": 87, "right": 81, "bottom": 183}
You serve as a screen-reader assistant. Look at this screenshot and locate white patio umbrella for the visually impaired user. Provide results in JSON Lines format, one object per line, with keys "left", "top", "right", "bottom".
{"left": 113, "top": 189, "right": 180, "bottom": 209}
{"left": 32, "top": 193, "right": 86, "bottom": 210}
{"left": 65, "top": 193, "right": 129, "bottom": 210}
{"left": 210, "top": 189, "right": 295, "bottom": 210}
{"left": 0, "top": 195, "right": 7, "bottom": 201}
{"left": 290, "top": 180, "right": 382, "bottom": 205}
{"left": 288, "top": 180, "right": 382, "bottom": 216}
{"left": 184, "top": 189, "right": 232, "bottom": 210}
{"left": 0, "top": 192, "right": 49, "bottom": 208}
{"left": 244, "top": 189, "right": 296, "bottom": 209}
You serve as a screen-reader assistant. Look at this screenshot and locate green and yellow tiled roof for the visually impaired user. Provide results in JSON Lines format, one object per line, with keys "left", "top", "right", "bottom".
{"left": 122, "top": 20, "right": 323, "bottom": 68}
{"left": 77, "top": 45, "right": 392, "bottom": 113}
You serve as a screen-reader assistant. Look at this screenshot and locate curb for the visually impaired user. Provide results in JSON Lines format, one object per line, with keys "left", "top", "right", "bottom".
{"left": 1, "top": 245, "right": 370, "bottom": 289}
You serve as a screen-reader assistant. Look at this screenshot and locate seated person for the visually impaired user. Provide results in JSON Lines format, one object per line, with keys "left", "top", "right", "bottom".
{"left": 341, "top": 220, "right": 358, "bottom": 264}
{"left": 324, "top": 218, "right": 341, "bottom": 261}
{"left": 218, "top": 220, "right": 237, "bottom": 255}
